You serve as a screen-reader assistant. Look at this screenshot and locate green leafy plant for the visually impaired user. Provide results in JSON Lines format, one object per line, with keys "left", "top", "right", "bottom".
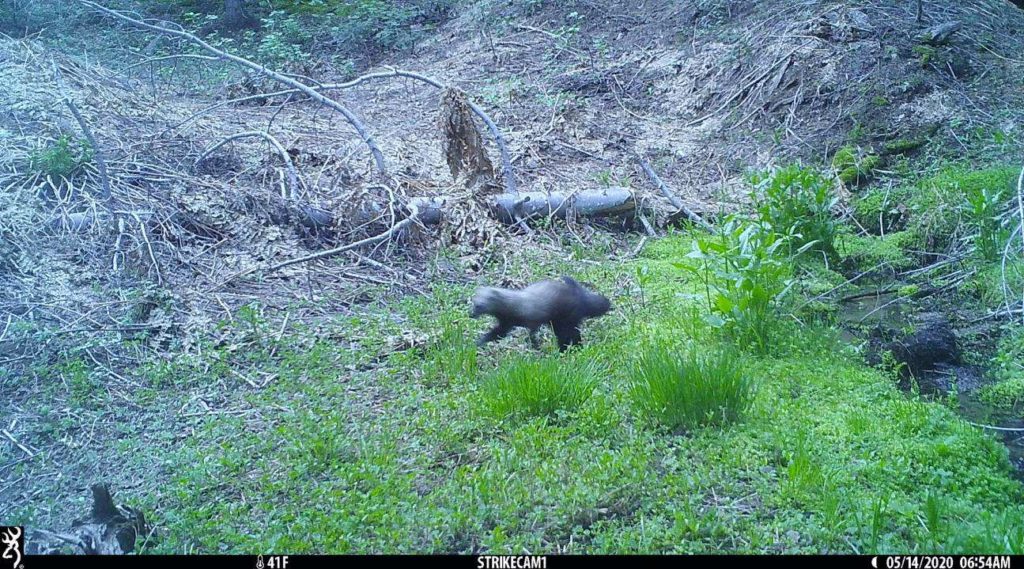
{"left": 962, "top": 186, "right": 1008, "bottom": 262}
{"left": 251, "top": 11, "right": 312, "bottom": 67}
{"left": 751, "top": 164, "right": 840, "bottom": 257}
{"left": 330, "top": 0, "right": 452, "bottom": 54}
{"left": 629, "top": 342, "right": 752, "bottom": 431}
{"left": 30, "top": 135, "right": 93, "bottom": 179}
{"left": 678, "top": 218, "right": 800, "bottom": 353}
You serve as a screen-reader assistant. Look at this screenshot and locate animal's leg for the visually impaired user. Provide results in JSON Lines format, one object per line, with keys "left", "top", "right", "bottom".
{"left": 552, "top": 321, "right": 583, "bottom": 352}
{"left": 477, "top": 321, "right": 513, "bottom": 347}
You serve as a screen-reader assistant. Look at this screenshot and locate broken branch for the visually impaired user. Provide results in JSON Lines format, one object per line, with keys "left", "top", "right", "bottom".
{"left": 633, "top": 155, "right": 713, "bottom": 231}
{"left": 78, "top": 0, "right": 386, "bottom": 174}
{"left": 194, "top": 131, "right": 301, "bottom": 199}
{"left": 264, "top": 202, "right": 423, "bottom": 274}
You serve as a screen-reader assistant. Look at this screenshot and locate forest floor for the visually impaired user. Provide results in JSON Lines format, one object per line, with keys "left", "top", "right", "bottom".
{"left": 3, "top": 0, "right": 1024, "bottom": 553}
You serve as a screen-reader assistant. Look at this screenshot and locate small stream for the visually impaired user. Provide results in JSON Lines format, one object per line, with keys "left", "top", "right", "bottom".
{"left": 838, "top": 292, "right": 1024, "bottom": 477}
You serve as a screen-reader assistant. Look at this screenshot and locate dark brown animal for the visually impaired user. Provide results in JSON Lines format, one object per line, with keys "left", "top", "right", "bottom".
{"left": 470, "top": 276, "right": 611, "bottom": 351}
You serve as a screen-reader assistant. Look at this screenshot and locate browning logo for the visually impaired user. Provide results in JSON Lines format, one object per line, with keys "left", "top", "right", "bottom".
{"left": 0, "top": 527, "right": 22, "bottom": 569}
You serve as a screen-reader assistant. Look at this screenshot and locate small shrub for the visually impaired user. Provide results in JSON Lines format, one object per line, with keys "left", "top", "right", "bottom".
{"left": 751, "top": 164, "right": 839, "bottom": 256}
{"left": 629, "top": 343, "right": 752, "bottom": 431}
{"left": 29, "top": 135, "right": 93, "bottom": 179}
{"left": 962, "top": 186, "right": 1009, "bottom": 262}
{"left": 479, "top": 355, "right": 599, "bottom": 420}
{"left": 678, "top": 217, "right": 797, "bottom": 353}
{"left": 329, "top": 0, "right": 454, "bottom": 55}
{"left": 251, "top": 11, "right": 313, "bottom": 67}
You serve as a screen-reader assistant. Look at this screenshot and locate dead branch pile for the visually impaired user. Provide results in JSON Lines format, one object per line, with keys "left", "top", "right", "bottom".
{"left": 0, "top": 23, "right": 649, "bottom": 381}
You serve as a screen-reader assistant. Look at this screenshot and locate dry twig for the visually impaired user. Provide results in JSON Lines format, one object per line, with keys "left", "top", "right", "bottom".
{"left": 633, "top": 155, "right": 713, "bottom": 231}
{"left": 78, "top": 0, "right": 386, "bottom": 174}
{"left": 195, "top": 131, "right": 302, "bottom": 199}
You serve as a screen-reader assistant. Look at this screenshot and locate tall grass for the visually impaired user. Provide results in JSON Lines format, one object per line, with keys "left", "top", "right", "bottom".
{"left": 479, "top": 355, "right": 600, "bottom": 420}
{"left": 629, "top": 344, "right": 753, "bottom": 431}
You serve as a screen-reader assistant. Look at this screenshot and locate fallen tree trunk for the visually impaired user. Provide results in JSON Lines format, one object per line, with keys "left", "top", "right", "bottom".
{"left": 244, "top": 188, "right": 637, "bottom": 244}
{"left": 409, "top": 188, "right": 635, "bottom": 225}
{"left": 917, "top": 21, "right": 961, "bottom": 45}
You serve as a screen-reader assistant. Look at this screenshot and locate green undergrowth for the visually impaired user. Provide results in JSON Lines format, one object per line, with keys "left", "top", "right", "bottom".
{"left": 849, "top": 165, "right": 1019, "bottom": 257}
{"left": 111, "top": 230, "right": 1024, "bottom": 554}
{"left": 979, "top": 327, "right": 1024, "bottom": 412}
{"left": 843, "top": 164, "right": 1021, "bottom": 294}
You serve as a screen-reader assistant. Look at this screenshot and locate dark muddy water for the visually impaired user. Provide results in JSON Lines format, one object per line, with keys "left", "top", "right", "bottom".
{"left": 839, "top": 292, "right": 1024, "bottom": 478}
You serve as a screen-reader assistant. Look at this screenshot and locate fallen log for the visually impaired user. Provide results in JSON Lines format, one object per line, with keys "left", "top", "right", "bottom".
{"left": 409, "top": 187, "right": 636, "bottom": 225}
{"left": 245, "top": 188, "right": 639, "bottom": 281}
{"left": 916, "top": 20, "right": 961, "bottom": 45}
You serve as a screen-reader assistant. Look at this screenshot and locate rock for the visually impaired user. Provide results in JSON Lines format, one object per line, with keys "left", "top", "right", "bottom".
{"left": 887, "top": 312, "right": 961, "bottom": 380}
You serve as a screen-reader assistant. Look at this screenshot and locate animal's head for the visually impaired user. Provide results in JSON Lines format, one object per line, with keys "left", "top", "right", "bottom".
{"left": 469, "top": 287, "right": 498, "bottom": 318}
{"left": 586, "top": 290, "right": 612, "bottom": 318}
{"left": 562, "top": 276, "right": 612, "bottom": 318}
{"left": 573, "top": 282, "right": 611, "bottom": 318}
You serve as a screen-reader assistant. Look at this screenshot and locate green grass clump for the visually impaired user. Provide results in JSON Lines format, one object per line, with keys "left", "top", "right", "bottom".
{"left": 979, "top": 377, "right": 1024, "bottom": 411}
{"left": 883, "top": 138, "right": 926, "bottom": 155}
{"left": 853, "top": 187, "right": 911, "bottom": 235}
{"left": 837, "top": 230, "right": 918, "bottom": 272}
{"left": 978, "top": 325, "right": 1024, "bottom": 410}
{"left": 479, "top": 355, "right": 600, "bottom": 420}
{"left": 629, "top": 344, "right": 753, "bottom": 431}
{"left": 965, "top": 259, "right": 1024, "bottom": 307}
{"left": 909, "top": 165, "right": 1018, "bottom": 256}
